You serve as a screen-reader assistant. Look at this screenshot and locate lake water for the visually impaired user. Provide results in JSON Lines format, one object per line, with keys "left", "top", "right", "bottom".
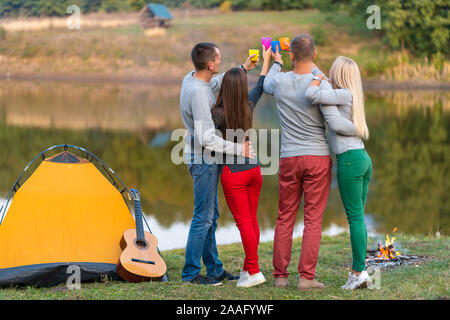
{"left": 0, "top": 80, "right": 448, "bottom": 250}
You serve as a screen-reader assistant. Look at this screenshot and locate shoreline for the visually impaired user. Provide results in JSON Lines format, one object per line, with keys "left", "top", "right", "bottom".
{"left": 1, "top": 72, "right": 449, "bottom": 90}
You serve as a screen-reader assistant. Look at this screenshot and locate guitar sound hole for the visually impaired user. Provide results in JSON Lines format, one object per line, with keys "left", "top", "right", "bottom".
{"left": 136, "top": 240, "right": 147, "bottom": 247}
{"left": 134, "top": 239, "right": 148, "bottom": 249}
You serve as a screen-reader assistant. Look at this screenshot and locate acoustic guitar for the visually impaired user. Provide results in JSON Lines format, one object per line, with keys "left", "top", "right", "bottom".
{"left": 116, "top": 188, "right": 167, "bottom": 282}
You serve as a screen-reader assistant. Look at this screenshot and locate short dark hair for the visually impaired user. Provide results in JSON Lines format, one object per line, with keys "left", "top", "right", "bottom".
{"left": 191, "top": 43, "right": 218, "bottom": 71}
{"left": 290, "top": 34, "right": 315, "bottom": 62}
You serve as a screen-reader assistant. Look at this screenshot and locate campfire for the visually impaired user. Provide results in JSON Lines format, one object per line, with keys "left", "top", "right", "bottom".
{"left": 366, "top": 228, "right": 429, "bottom": 269}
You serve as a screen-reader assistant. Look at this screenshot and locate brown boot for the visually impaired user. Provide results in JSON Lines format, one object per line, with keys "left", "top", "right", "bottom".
{"left": 297, "top": 277, "right": 325, "bottom": 290}
{"left": 273, "top": 277, "right": 289, "bottom": 288}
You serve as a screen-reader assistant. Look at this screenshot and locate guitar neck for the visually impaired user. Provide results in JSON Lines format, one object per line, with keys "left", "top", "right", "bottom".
{"left": 133, "top": 199, "right": 145, "bottom": 243}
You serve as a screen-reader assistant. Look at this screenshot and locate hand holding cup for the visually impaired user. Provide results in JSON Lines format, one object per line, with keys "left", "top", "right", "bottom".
{"left": 243, "top": 53, "right": 258, "bottom": 71}
{"left": 262, "top": 44, "right": 272, "bottom": 62}
{"left": 271, "top": 44, "right": 283, "bottom": 64}
{"left": 279, "top": 37, "right": 290, "bottom": 51}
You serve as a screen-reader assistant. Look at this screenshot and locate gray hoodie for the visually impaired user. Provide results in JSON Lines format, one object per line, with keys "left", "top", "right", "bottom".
{"left": 263, "top": 63, "right": 356, "bottom": 158}
{"left": 305, "top": 83, "right": 365, "bottom": 154}
{"left": 180, "top": 70, "right": 242, "bottom": 163}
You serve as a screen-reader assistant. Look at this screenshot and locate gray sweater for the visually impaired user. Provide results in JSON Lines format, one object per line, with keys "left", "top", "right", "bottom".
{"left": 180, "top": 70, "right": 242, "bottom": 163}
{"left": 305, "top": 83, "right": 365, "bottom": 154}
{"left": 263, "top": 63, "right": 356, "bottom": 158}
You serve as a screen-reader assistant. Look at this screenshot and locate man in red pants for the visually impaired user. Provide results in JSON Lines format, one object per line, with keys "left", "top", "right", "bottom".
{"left": 263, "top": 35, "right": 356, "bottom": 290}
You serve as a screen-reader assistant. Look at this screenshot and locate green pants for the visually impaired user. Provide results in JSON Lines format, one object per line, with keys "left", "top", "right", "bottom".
{"left": 336, "top": 149, "right": 372, "bottom": 272}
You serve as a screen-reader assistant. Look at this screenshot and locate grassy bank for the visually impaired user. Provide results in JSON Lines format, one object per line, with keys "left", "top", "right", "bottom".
{"left": 0, "top": 10, "right": 448, "bottom": 82}
{"left": 0, "top": 233, "right": 448, "bottom": 300}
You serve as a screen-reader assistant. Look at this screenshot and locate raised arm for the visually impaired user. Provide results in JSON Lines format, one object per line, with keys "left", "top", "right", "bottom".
{"left": 248, "top": 76, "right": 265, "bottom": 108}
{"left": 263, "top": 45, "right": 283, "bottom": 95}
{"left": 209, "top": 72, "right": 226, "bottom": 93}
{"left": 311, "top": 65, "right": 329, "bottom": 81}
{"left": 306, "top": 86, "right": 352, "bottom": 106}
{"left": 263, "top": 63, "right": 281, "bottom": 95}
{"left": 210, "top": 53, "right": 259, "bottom": 93}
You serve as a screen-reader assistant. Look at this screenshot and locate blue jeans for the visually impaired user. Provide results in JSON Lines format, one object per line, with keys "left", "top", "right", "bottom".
{"left": 181, "top": 163, "right": 224, "bottom": 281}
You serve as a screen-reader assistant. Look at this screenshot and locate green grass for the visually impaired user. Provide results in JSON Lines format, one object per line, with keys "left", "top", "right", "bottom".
{"left": 0, "top": 233, "right": 448, "bottom": 300}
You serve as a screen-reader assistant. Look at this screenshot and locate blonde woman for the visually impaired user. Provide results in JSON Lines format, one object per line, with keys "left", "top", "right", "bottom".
{"left": 306, "top": 56, "right": 372, "bottom": 290}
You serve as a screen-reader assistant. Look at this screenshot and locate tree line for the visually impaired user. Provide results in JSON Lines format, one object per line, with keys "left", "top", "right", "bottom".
{"left": 0, "top": 0, "right": 448, "bottom": 61}
{"left": 0, "top": 0, "right": 329, "bottom": 15}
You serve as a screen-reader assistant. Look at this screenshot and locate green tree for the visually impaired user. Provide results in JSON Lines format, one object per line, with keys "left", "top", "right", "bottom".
{"left": 127, "top": 0, "right": 146, "bottom": 11}
{"left": 100, "top": 0, "right": 130, "bottom": 13}
{"left": 345, "top": 0, "right": 449, "bottom": 59}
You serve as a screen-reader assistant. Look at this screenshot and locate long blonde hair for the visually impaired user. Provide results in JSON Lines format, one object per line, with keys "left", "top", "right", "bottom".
{"left": 329, "top": 56, "right": 369, "bottom": 140}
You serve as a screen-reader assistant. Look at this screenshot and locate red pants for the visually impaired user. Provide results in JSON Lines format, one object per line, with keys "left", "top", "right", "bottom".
{"left": 221, "top": 165, "right": 262, "bottom": 274}
{"left": 273, "top": 156, "right": 332, "bottom": 280}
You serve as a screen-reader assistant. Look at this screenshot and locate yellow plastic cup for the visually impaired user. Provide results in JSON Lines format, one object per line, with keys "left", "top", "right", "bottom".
{"left": 249, "top": 49, "right": 259, "bottom": 62}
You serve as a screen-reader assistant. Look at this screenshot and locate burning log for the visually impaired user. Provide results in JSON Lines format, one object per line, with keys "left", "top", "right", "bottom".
{"left": 365, "top": 228, "right": 430, "bottom": 269}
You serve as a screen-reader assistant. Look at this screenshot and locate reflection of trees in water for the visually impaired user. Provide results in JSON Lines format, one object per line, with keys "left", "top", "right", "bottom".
{"left": 1, "top": 88, "right": 448, "bottom": 235}
{"left": 365, "top": 91, "right": 449, "bottom": 120}
{"left": 0, "top": 123, "right": 347, "bottom": 230}
{"left": 365, "top": 99, "right": 449, "bottom": 235}
{"left": 376, "top": 90, "right": 450, "bottom": 113}
{"left": 0, "top": 125, "right": 189, "bottom": 226}
{"left": 0, "top": 81, "right": 182, "bottom": 131}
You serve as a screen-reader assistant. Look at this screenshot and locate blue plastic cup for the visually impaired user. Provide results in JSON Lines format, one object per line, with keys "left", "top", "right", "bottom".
{"left": 271, "top": 40, "right": 281, "bottom": 53}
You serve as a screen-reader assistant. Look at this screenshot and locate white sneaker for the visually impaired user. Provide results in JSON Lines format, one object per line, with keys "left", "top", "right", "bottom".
{"left": 341, "top": 272, "right": 356, "bottom": 289}
{"left": 346, "top": 271, "right": 372, "bottom": 290}
{"left": 237, "top": 272, "right": 266, "bottom": 288}
{"left": 237, "top": 270, "right": 249, "bottom": 286}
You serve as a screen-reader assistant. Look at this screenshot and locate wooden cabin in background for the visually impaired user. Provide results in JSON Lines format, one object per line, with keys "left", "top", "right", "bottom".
{"left": 138, "top": 3, "right": 173, "bottom": 29}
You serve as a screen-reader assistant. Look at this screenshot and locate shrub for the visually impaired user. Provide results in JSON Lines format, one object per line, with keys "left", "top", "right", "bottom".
{"left": 100, "top": 0, "right": 130, "bottom": 13}
{"left": 431, "top": 52, "right": 445, "bottom": 72}
{"left": 127, "top": 0, "right": 147, "bottom": 11}
{"left": 21, "top": 44, "right": 39, "bottom": 58}
{"left": 0, "top": 27, "right": 6, "bottom": 41}
{"left": 311, "top": 26, "right": 327, "bottom": 46}
{"left": 219, "top": 0, "right": 232, "bottom": 13}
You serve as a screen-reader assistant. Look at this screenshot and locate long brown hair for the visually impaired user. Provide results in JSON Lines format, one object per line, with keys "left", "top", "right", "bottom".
{"left": 213, "top": 67, "right": 252, "bottom": 140}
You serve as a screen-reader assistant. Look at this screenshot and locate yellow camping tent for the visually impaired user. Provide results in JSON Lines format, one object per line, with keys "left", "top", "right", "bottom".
{"left": 0, "top": 145, "right": 136, "bottom": 287}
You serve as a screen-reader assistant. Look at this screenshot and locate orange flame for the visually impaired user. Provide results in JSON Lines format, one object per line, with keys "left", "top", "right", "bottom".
{"left": 376, "top": 228, "right": 400, "bottom": 260}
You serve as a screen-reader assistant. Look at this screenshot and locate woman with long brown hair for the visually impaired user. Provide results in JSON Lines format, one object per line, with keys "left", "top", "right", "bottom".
{"left": 211, "top": 46, "right": 272, "bottom": 288}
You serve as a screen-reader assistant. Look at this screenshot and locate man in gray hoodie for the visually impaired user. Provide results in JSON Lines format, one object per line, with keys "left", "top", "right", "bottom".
{"left": 180, "top": 43, "right": 256, "bottom": 285}
{"left": 263, "top": 35, "right": 356, "bottom": 290}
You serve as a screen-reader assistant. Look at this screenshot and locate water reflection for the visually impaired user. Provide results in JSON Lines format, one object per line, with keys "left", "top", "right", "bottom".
{"left": 364, "top": 91, "right": 450, "bottom": 235}
{"left": 143, "top": 215, "right": 354, "bottom": 251}
{"left": 0, "top": 81, "right": 448, "bottom": 242}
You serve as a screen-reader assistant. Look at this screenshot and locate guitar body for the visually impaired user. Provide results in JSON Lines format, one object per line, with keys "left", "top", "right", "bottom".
{"left": 117, "top": 229, "right": 167, "bottom": 282}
